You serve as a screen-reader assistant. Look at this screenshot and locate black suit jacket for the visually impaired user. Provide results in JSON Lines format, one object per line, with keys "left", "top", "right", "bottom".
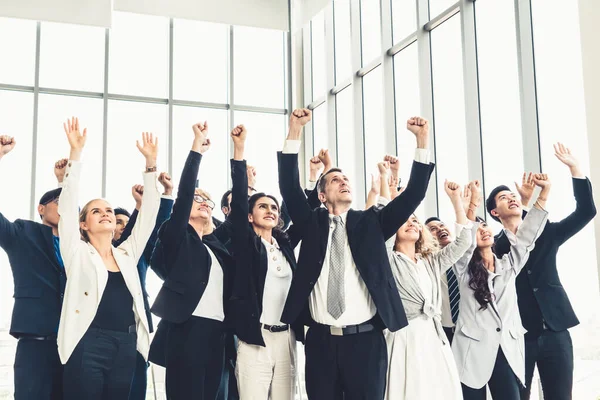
{"left": 277, "top": 151, "right": 435, "bottom": 332}
{"left": 229, "top": 159, "right": 304, "bottom": 346}
{"left": 0, "top": 214, "right": 66, "bottom": 337}
{"left": 494, "top": 177, "right": 596, "bottom": 337}
{"left": 150, "top": 151, "right": 234, "bottom": 324}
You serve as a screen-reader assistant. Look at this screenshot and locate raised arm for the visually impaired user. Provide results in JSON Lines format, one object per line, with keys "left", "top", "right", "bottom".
{"left": 140, "top": 172, "right": 174, "bottom": 265}
{"left": 435, "top": 181, "right": 472, "bottom": 271}
{"left": 117, "top": 132, "right": 161, "bottom": 264}
{"left": 378, "top": 117, "right": 434, "bottom": 240}
{"left": 0, "top": 135, "right": 19, "bottom": 248}
{"left": 552, "top": 143, "right": 597, "bottom": 244}
{"left": 58, "top": 117, "right": 88, "bottom": 274}
{"left": 160, "top": 122, "right": 210, "bottom": 250}
{"left": 278, "top": 109, "right": 313, "bottom": 230}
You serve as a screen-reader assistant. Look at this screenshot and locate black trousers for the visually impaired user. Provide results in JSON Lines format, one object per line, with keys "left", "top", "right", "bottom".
{"left": 216, "top": 333, "right": 239, "bottom": 400}
{"left": 304, "top": 325, "right": 387, "bottom": 400}
{"left": 63, "top": 327, "right": 137, "bottom": 400}
{"left": 520, "top": 329, "right": 573, "bottom": 400}
{"left": 127, "top": 352, "right": 148, "bottom": 400}
{"left": 14, "top": 337, "right": 63, "bottom": 400}
{"left": 462, "top": 348, "right": 521, "bottom": 400}
{"left": 165, "top": 316, "right": 226, "bottom": 400}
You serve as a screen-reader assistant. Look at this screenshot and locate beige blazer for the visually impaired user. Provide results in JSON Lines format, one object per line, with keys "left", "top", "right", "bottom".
{"left": 451, "top": 207, "right": 548, "bottom": 389}
{"left": 57, "top": 160, "right": 160, "bottom": 364}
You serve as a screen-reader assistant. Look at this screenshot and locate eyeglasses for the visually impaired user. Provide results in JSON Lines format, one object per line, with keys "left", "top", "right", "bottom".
{"left": 193, "top": 195, "right": 215, "bottom": 210}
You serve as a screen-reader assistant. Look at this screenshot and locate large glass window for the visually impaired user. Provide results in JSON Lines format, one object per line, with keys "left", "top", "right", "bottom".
{"left": 362, "top": 67, "right": 385, "bottom": 198}
{"left": 336, "top": 87, "right": 358, "bottom": 201}
{"left": 392, "top": 0, "right": 417, "bottom": 43}
{"left": 173, "top": 19, "right": 228, "bottom": 103}
{"left": 311, "top": 10, "right": 327, "bottom": 100}
{"left": 36, "top": 94, "right": 104, "bottom": 205}
{"left": 109, "top": 12, "right": 169, "bottom": 98}
{"left": 430, "top": 16, "right": 468, "bottom": 224}
{"left": 360, "top": 0, "right": 382, "bottom": 66}
{"left": 334, "top": 0, "right": 352, "bottom": 84}
{"left": 429, "top": 0, "right": 456, "bottom": 19}
{"left": 105, "top": 100, "right": 168, "bottom": 209}
{"left": 312, "top": 104, "right": 328, "bottom": 156}
{"left": 234, "top": 27, "right": 285, "bottom": 109}
{"left": 0, "top": 17, "right": 37, "bottom": 86}
{"left": 39, "top": 22, "right": 105, "bottom": 92}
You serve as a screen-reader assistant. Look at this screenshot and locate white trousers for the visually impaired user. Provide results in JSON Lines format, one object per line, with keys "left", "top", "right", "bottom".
{"left": 235, "top": 328, "right": 297, "bottom": 400}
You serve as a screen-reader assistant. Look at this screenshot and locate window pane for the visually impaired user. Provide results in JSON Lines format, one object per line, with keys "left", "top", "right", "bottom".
{"left": 336, "top": 87, "right": 358, "bottom": 200}
{"left": 476, "top": 0, "right": 523, "bottom": 227}
{"left": 234, "top": 27, "right": 285, "bottom": 109}
{"left": 0, "top": 17, "right": 37, "bottom": 86}
{"left": 311, "top": 10, "right": 327, "bottom": 100}
{"left": 173, "top": 19, "right": 228, "bottom": 103}
{"left": 394, "top": 44, "right": 421, "bottom": 186}
{"left": 233, "top": 112, "right": 285, "bottom": 199}
{"left": 362, "top": 67, "right": 384, "bottom": 198}
{"left": 36, "top": 95, "right": 104, "bottom": 207}
{"left": 106, "top": 100, "right": 168, "bottom": 209}
{"left": 392, "top": 0, "right": 417, "bottom": 43}
{"left": 172, "top": 106, "right": 229, "bottom": 221}
{"left": 431, "top": 16, "right": 468, "bottom": 225}
{"left": 360, "top": 0, "right": 381, "bottom": 66}
{"left": 40, "top": 22, "right": 105, "bottom": 92}
{"left": 312, "top": 104, "right": 328, "bottom": 155}
{"left": 109, "top": 12, "right": 169, "bottom": 98}
{"left": 429, "top": 0, "right": 456, "bottom": 19}
{"left": 334, "top": 0, "right": 352, "bottom": 84}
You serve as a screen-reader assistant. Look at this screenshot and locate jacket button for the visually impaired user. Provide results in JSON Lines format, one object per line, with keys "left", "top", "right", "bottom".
{"left": 60, "top": 293, "right": 64, "bottom": 299}
{"left": 84, "top": 292, "right": 88, "bottom": 296}
{"left": 527, "top": 270, "right": 532, "bottom": 275}
{"left": 201, "top": 282, "right": 206, "bottom": 285}
{"left": 68, "top": 162, "right": 72, "bottom": 167}
{"left": 309, "top": 281, "right": 315, "bottom": 286}
{"left": 65, "top": 173, "right": 69, "bottom": 178}
{"left": 496, "top": 327, "right": 501, "bottom": 332}
{"left": 533, "top": 288, "right": 538, "bottom": 292}
{"left": 318, "top": 259, "right": 323, "bottom": 265}
{"left": 75, "top": 310, "right": 80, "bottom": 314}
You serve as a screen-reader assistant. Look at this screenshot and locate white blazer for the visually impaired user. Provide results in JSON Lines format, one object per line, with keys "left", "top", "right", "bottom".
{"left": 57, "top": 160, "right": 160, "bottom": 364}
{"left": 451, "top": 207, "right": 548, "bottom": 389}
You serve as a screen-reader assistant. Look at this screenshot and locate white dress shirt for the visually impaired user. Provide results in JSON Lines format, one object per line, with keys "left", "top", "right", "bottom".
{"left": 282, "top": 139, "right": 430, "bottom": 327}
{"left": 260, "top": 237, "right": 293, "bottom": 326}
{"left": 192, "top": 245, "right": 225, "bottom": 322}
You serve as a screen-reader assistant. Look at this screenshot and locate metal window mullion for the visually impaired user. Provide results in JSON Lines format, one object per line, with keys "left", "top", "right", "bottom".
{"left": 168, "top": 18, "right": 174, "bottom": 176}
{"left": 101, "top": 28, "right": 109, "bottom": 198}
{"left": 29, "top": 21, "right": 41, "bottom": 220}
{"left": 228, "top": 25, "right": 234, "bottom": 187}
{"left": 303, "top": 26, "right": 315, "bottom": 174}
{"left": 381, "top": 0, "right": 397, "bottom": 155}
{"left": 325, "top": 3, "right": 337, "bottom": 163}
{"left": 352, "top": 0, "right": 367, "bottom": 206}
{"left": 514, "top": 0, "right": 541, "bottom": 173}
{"left": 416, "top": 0, "right": 438, "bottom": 218}
{"left": 460, "top": 0, "right": 484, "bottom": 192}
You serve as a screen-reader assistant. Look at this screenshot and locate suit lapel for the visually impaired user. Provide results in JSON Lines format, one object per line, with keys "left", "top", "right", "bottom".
{"left": 318, "top": 208, "right": 330, "bottom": 256}
{"left": 41, "top": 226, "right": 61, "bottom": 272}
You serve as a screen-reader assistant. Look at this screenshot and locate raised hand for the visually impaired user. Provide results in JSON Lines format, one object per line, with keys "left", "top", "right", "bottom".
{"left": 377, "top": 161, "right": 390, "bottom": 176}
{"left": 370, "top": 174, "right": 381, "bottom": 196}
{"left": 469, "top": 180, "right": 482, "bottom": 205}
{"left": 231, "top": 124, "right": 247, "bottom": 146}
{"left": 288, "top": 108, "right": 312, "bottom": 139}
{"left": 554, "top": 142, "right": 583, "bottom": 177}
{"left": 384, "top": 155, "right": 399, "bottom": 177}
{"left": 0, "top": 135, "right": 16, "bottom": 158}
{"left": 309, "top": 156, "right": 324, "bottom": 180}
{"left": 54, "top": 158, "right": 68, "bottom": 183}
{"left": 63, "top": 117, "right": 87, "bottom": 160}
{"left": 318, "top": 149, "right": 332, "bottom": 172}
{"left": 192, "top": 122, "right": 211, "bottom": 154}
{"left": 444, "top": 180, "right": 462, "bottom": 201}
{"left": 532, "top": 173, "right": 551, "bottom": 189}
{"left": 406, "top": 116, "right": 428, "bottom": 137}
{"left": 132, "top": 184, "right": 144, "bottom": 207}
{"left": 515, "top": 172, "right": 535, "bottom": 206}
{"left": 247, "top": 165, "right": 257, "bottom": 188}
{"left": 460, "top": 184, "right": 472, "bottom": 213}
{"left": 136, "top": 132, "right": 158, "bottom": 168}
{"left": 158, "top": 172, "right": 173, "bottom": 196}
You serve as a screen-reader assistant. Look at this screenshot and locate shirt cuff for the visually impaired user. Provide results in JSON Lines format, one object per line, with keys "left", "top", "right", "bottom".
{"left": 573, "top": 176, "right": 586, "bottom": 180}
{"left": 414, "top": 148, "right": 430, "bottom": 164}
{"left": 161, "top": 194, "right": 174, "bottom": 200}
{"left": 377, "top": 196, "right": 390, "bottom": 207}
{"left": 282, "top": 140, "right": 301, "bottom": 154}
{"left": 306, "top": 180, "right": 317, "bottom": 191}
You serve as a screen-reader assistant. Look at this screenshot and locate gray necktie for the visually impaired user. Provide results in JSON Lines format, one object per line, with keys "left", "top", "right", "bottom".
{"left": 327, "top": 215, "right": 346, "bottom": 319}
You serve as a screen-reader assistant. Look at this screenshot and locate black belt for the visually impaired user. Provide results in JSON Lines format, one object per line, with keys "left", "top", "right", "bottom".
{"left": 19, "top": 334, "right": 57, "bottom": 341}
{"left": 319, "top": 321, "right": 377, "bottom": 336}
{"left": 262, "top": 324, "right": 289, "bottom": 333}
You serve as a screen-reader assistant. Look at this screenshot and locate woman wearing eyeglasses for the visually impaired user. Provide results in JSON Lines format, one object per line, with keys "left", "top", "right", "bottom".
{"left": 150, "top": 122, "right": 234, "bottom": 400}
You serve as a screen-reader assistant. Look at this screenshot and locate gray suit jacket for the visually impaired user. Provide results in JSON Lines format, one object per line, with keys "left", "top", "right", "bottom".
{"left": 451, "top": 207, "right": 548, "bottom": 389}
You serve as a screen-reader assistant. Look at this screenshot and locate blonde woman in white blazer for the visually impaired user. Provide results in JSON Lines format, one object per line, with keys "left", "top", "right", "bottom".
{"left": 57, "top": 118, "right": 161, "bottom": 400}
{"left": 452, "top": 176, "right": 550, "bottom": 400}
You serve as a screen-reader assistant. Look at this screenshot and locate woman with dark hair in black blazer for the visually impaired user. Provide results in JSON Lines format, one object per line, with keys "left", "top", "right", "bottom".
{"left": 228, "top": 125, "right": 303, "bottom": 399}
{"left": 149, "top": 121, "right": 234, "bottom": 400}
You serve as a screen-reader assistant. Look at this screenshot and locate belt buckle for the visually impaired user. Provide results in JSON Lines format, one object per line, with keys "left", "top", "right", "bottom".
{"left": 330, "top": 326, "right": 344, "bottom": 336}
{"left": 268, "top": 325, "right": 276, "bottom": 333}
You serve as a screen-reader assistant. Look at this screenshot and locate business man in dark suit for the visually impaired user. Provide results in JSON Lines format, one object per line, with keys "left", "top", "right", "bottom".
{"left": 0, "top": 135, "right": 65, "bottom": 400}
{"left": 112, "top": 175, "right": 175, "bottom": 400}
{"left": 277, "top": 110, "right": 435, "bottom": 399}
{"left": 489, "top": 143, "right": 596, "bottom": 400}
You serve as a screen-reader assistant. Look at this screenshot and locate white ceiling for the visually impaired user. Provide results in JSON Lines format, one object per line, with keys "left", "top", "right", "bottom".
{"left": 0, "top": 0, "right": 331, "bottom": 31}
